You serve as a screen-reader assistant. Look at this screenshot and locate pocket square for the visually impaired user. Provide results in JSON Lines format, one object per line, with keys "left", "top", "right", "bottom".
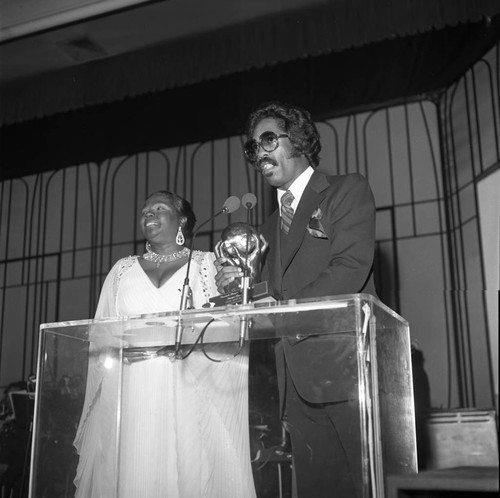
{"left": 307, "top": 208, "right": 328, "bottom": 238}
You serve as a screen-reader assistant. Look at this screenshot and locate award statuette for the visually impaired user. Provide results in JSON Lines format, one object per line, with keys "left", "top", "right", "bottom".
{"left": 210, "top": 222, "right": 269, "bottom": 306}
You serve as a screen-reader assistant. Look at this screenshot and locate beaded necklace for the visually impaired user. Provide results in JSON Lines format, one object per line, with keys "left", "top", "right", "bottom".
{"left": 143, "top": 242, "right": 189, "bottom": 268}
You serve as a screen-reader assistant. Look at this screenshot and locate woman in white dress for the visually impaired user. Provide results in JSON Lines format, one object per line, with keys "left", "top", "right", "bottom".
{"left": 74, "top": 191, "right": 256, "bottom": 498}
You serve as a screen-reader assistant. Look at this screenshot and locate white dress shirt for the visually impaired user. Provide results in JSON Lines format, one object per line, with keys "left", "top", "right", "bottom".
{"left": 277, "top": 166, "right": 315, "bottom": 212}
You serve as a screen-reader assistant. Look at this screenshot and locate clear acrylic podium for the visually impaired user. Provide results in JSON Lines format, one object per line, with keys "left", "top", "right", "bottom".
{"left": 30, "top": 294, "right": 417, "bottom": 497}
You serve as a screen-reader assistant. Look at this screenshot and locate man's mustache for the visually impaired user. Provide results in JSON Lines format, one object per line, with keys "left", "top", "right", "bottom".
{"left": 256, "top": 157, "right": 278, "bottom": 171}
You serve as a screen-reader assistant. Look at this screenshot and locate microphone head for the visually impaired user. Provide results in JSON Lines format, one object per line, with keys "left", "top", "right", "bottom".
{"left": 222, "top": 196, "right": 241, "bottom": 214}
{"left": 242, "top": 193, "right": 257, "bottom": 209}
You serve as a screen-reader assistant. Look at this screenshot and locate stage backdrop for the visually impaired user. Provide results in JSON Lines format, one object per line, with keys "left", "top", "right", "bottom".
{"left": 0, "top": 45, "right": 498, "bottom": 412}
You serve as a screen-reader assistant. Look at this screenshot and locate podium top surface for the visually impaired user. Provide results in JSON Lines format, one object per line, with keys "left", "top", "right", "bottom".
{"left": 39, "top": 294, "right": 408, "bottom": 345}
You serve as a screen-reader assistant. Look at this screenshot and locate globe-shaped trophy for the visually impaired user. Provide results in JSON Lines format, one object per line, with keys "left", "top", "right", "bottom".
{"left": 213, "top": 222, "right": 268, "bottom": 305}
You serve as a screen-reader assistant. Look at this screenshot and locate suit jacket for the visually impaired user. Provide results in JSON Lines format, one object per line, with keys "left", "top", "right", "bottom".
{"left": 260, "top": 171, "right": 377, "bottom": 405}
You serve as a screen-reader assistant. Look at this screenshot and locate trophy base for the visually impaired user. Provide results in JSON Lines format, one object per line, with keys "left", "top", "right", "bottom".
{"left": 209, "top": 281, "right": 270, "bottom": 307}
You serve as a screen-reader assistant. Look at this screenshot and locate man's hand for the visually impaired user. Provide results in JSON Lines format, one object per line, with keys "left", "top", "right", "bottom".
{"left": 214, "top": 256, "right": 244, "bottom": 294}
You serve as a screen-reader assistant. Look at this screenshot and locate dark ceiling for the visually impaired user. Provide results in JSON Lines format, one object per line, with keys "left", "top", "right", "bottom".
{"left": 1, "top": 1, "right": 500, "bottom": 180}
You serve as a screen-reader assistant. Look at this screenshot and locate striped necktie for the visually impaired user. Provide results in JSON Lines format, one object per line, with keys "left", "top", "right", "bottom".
{"left": 280, "top": 190, "right": 295, "bottom": 234}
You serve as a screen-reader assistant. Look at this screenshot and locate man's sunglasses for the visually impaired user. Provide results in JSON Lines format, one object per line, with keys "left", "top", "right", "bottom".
{"left": 244, "top": 131, "right": 289, "bottom": 163}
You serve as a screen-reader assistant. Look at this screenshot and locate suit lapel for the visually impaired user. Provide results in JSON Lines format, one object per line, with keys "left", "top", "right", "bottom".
{"left": 281, "top": 172, "right": 330, "bottom": 273}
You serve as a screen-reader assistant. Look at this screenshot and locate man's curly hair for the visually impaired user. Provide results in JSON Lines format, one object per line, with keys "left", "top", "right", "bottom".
{"left": 245, "top": 101, "right": 321, "bottom": 168}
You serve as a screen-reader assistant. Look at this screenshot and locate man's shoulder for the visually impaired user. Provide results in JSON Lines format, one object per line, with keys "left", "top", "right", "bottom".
{"left": 310, "top": 171, "right": 370, "bottom": 194}
{"left": 316, "top": 171, "right": 367, "bottom": 185}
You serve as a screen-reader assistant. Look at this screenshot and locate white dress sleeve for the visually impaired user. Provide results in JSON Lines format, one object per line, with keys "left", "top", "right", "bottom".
{"left": 95, "top": 256, "right": 137, "bottom": 318}
{"left": 190, "top": 251, "right": 219, "bottom": 307}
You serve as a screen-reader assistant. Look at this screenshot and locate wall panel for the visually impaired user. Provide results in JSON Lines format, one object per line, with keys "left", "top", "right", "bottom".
{"left": 1, "top": 45, "right": 498, "bottom": 411}
{"left": 440, "top": 44, "right": 499, "bottom": 408}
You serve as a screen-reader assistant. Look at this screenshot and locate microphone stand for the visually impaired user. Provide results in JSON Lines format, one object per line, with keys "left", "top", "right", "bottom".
{"left": 173, "top": 197, "right": 240, "bottom": 359}
{"left": 174, "top": 212, "right": 220, "bottom": 359}
{"left": 238, "top": 281, "right": 250, "bottom": 348}
{"left": 239, "top": 195, "right": 255, "bottom": 348}
{"left": 241, "top": 200, "right": 252, "bottom": 303}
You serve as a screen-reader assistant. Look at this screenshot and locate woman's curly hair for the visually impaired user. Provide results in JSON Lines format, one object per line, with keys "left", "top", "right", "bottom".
{"left": 245, "top": 101, "right": 321, "bottom": 168}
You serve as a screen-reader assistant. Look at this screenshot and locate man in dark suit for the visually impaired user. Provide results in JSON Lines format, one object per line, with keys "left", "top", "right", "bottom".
{"left": 216, "top": 101, "right": 377, "bottom": 497}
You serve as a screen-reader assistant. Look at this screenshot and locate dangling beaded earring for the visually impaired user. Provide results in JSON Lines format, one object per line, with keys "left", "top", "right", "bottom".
{"left": 176, "top": 226, "right": 185, "bottom": 245}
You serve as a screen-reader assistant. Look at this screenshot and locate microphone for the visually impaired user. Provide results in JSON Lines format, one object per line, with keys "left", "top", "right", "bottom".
{"left": 241, "top": 193, "right": 257, "bottom": 210}
{"left": 222, "top": 195, "right": 241, "bottom": 214}
{"left": 239, "top": 193, "right": 258, "bottom": 348}
{"left": 173, "top": 196, "right": 241, "bottom": 359}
